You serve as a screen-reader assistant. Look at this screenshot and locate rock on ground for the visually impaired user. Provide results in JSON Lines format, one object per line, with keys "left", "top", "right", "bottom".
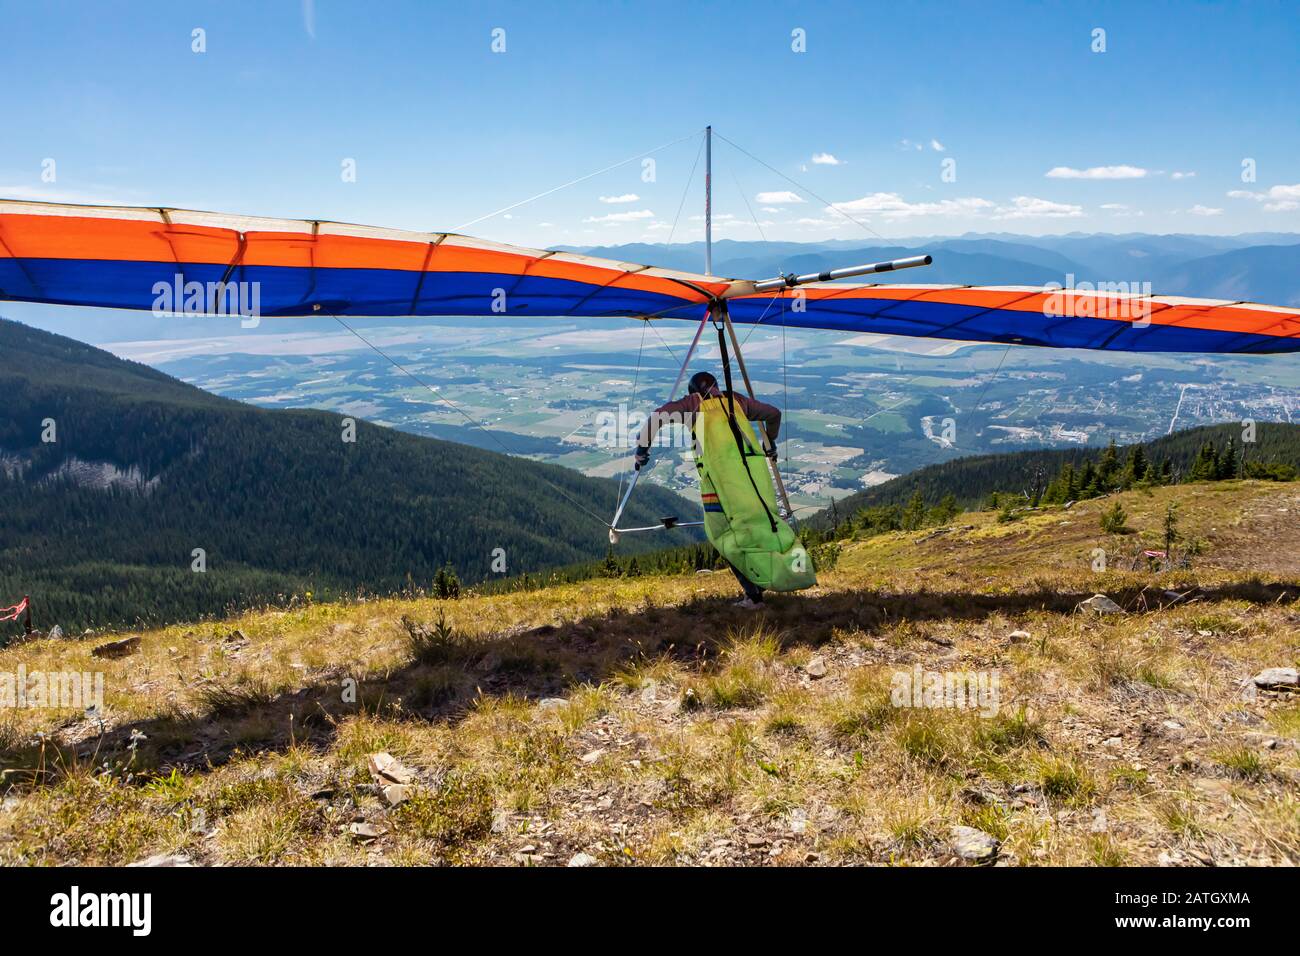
{"left": 128, "top": 853, "right": 192, "bottom": 867}
{"left": 1078, "top": 594, "right": 1124, "bottom": 615}
{"left": 1252, "top": 668, "right": 1299, "bottom": 690}
{"left": 950, "top": 825, "right": 1000, "bottom": 862}
{"left": 92, "top": 636, "right": 141, "bottom": 659}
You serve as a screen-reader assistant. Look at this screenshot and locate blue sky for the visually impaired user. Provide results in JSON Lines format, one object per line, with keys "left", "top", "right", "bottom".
{"left": 2, "top": 0, "right": 1298, "bottom": 247}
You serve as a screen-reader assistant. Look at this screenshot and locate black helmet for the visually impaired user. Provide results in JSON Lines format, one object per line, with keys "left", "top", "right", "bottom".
{"left": 688, "top": 371, "right": 718, "bottom": 396}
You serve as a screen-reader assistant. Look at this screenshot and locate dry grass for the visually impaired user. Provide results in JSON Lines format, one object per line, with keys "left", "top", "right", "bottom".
{"left": 1, "top": 480, "right": 1298, "bottom": 866}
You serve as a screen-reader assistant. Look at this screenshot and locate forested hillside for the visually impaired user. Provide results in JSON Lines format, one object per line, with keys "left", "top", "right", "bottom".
{"left": 816, "top": 421, "right": 1300, "bottom": 523}
{"left": 0, "top": 319, "right": 695, "bottom": 633}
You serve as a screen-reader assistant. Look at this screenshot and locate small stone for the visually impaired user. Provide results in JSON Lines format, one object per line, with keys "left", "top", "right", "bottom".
{"left": 567, "top": 852, "right": 599, "bottom": 867}
{"left": 805, "top": 658, "right": 828, "bottom": 679}
{"left": 367, "top": 752, "right": 414, "bottom": 785}
{"left": 950, "top": 825, "right": 999, "bottom": 862}
{"left": 745, "top": 834, "right": 769, "bottom": 848}
{"left": 127, "top": 853, "right": 192, "bottom": 867}
{"left": 1008, "top": 630, "right": 1031, "bottom": 643}
{"left": 381, "top": 784, "right": 410, "bottom": 807}
{"left": 92, "top": 636, "right": 141, "bottom": 659}
{"left": 959, "top": 786, "right": 999, "bottom": 805}
{"left": 349, "top": 822, "right": 382, "bottom": 842}
{"left": 1252, "top": 668, "right": 1299, "bottom": 690}
{"left": 580, "top": 748, "right": 605, "bottom": 764}
{"left": 1078, "top": 594, "right": 1124, "bottom": 615}
{"left": 1162, "top": 720, "right": 1183, "bottom": 731}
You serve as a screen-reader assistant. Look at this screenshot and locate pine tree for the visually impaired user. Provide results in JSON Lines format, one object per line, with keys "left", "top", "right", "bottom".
{"left": 1079, "top": 460, "right": 1099, "bottom": 498}
{"left": 1218, "top": 437, "right": 1239, "bottom": 480}
{"left": 1098, "top": 438, "right": 1120, "bottom": 489}
{"left": 929, "top": 493, "right": 960, "bottom": 525}
{"left": 601, "top": 548, "right": 621, "bottom": 578}
{"left": 433, "top": 562, "right": 461, "bottom": 599}
{"left": 1100, "top": 500, "right": 1129, "bottom": 534}
{"left": 1162, "top": 501, "right": 1179, "bottom": 556}
{"left": 1122, "top": 445, "right": 1149, "bottom": 488}
{"left": 1189, "top": 441, "right": 1219, "bottom": 481}
{"left": 901, "top": 490, "right": 927, "bottom": 531}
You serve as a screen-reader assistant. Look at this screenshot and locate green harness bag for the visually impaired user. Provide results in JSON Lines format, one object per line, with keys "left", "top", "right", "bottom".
{"left": 692, "top": 395, "right": 816, "bottom": 592}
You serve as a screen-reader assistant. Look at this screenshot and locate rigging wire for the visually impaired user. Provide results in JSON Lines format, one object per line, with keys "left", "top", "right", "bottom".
{"left": 454, "top": 130, "right": 700, "bottom": 232}
{"left": 960, "top": 343, "right": 1015, "bottom": 441}
{"left": 665, "top": 132, "right": 707, "bottom": 248}
{"left": 712, "top": 129, "right": 893, "bottom": 245}
{"left": 326, "top": 313, "right": 615, "bottom": 529}
{"left": 614, "top": 318, "right": 650, "bottom": 511}
{"left": 614, "top": 128, "right": 708, "bottom": 511}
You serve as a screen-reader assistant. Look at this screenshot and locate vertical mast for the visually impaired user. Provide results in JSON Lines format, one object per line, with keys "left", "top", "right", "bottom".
{"left": 704, "top": 125, "right": 712, "bottom": 277}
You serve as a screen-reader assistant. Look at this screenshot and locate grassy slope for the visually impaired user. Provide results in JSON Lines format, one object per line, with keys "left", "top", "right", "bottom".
{"left": 1, "top": 479, "right": 1298, "bottom": 867}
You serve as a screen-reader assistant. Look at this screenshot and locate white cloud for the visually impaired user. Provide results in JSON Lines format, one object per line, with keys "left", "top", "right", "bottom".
{"left": 828, "top": 192, "right": 1082, "bottom": 221}
{"left": 1187, "top": 204, "right": 1223, "bottom": 216}
{"left": 756, "top": 190, "right": 804, "bottom": 204}
{"left": 598, "top": 193, "right": 639, "bottom": 204}
{"left": 1045, "top": 165, "right": 1148, "bottom": 180}
{"left": 760, "top": 206, "right": 784, "bottom": 213}
{"left": 1228, "top": 183, "right": 1300, "bottom": 212}
{"left": 898, "top": 139, "right": 925, "bottom": 152}
{"left": 1100, "top": 203, "right": 1128, "bottom": 210}
{"left": 930, "top": 139, "right": 946, "bottom": 152}
{"left": 583, "top": 209, "right": 655, "bottom": 224}
{"left": 992, "top": 196, "right": 1084, "bottom": 220}
{"left": 1170, "top": 171, "right": 1196, "bottom": 180}
{"left": 828, "top": 192, "right": 994, "bottom": 219}
{"left": 811, "top": 152, "right": 842, "bottom": 165}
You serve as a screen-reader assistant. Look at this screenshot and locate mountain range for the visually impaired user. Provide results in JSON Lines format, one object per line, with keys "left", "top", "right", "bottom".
{"left": 561, "top": 233, "right": 1300, "bottom": 307}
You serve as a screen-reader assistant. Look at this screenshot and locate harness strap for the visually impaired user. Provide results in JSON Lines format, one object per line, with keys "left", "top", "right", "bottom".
{"left": 715, "top": 314, "right": 779, "bottom": 533}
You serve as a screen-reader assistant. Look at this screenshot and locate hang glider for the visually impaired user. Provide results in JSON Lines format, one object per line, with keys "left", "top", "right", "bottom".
{"left": 1, "top": 199, "right": 1298, "bottom": 354}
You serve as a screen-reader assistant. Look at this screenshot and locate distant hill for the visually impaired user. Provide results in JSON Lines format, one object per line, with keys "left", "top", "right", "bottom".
{"left": 812, "top": 422, "right": 1300, "bottom": 523}
{"left": 0, "top": 319, "right": 696, "bottom": 632}
{"left": 557, "top": 233, "right": 1300, "bottom": 304}
{"left": 1150, "top": 243, "right": 1300, "bottom": 307}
